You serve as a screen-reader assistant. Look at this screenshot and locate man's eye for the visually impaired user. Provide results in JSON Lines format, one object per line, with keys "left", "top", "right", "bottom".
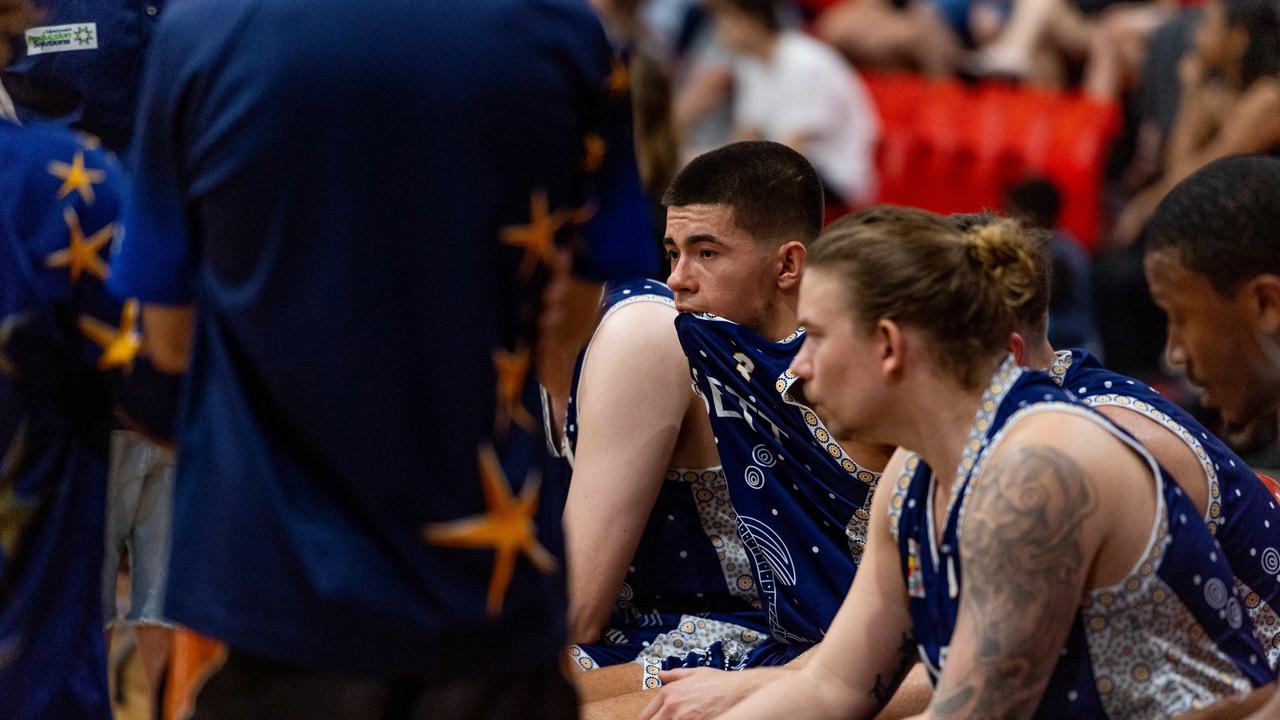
{"left": 665, "top": 250, "right": 678, "bottom": 261}
{"left": 699, "top": 249, "right": 717, "bottom": 259}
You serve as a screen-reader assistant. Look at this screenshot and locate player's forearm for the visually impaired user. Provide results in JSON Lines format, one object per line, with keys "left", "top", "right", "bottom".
{"left": 565, "top": 582, "right": 617, "bottom": 645}
{"left": 718, "top": 663, "right": 869, "bottom": 720}
{"left": 563, "top": 525, "right": 640, "bottom": 644}
{"left": 141, "top": 304, "right": 195, "bottom": 374}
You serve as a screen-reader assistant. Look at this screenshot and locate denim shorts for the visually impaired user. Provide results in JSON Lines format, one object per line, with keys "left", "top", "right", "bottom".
{"left": 102, "top": 430, "right": 175, "bottom": 627}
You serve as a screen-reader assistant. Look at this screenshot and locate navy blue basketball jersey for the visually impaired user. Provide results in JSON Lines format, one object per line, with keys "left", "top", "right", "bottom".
{"left": 675, "top": 313, "right": 879, "bottom": 648}
{"left": 890, "top": 357, "right": 1274, "bottom": 717}
{"left": 549, "top": 281, "right": 770, "bottom": 679}
{"left": 1048, "top": 348, "right": 1280, "bottom": 666}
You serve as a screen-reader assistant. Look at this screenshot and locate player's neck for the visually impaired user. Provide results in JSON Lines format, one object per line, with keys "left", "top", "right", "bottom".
{"left": 896, "top": 355, "right": 1006, "bottom": 494}
{"left": 1024, "top": 340, "right": 1059, "bottom": 372}
{"left": 751, "top": 297, "right": 799, "bottom": 343}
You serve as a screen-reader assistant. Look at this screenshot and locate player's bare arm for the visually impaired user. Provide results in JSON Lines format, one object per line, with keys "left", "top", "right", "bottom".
{"left": 927, "top": 413, "right": 1151, "bottom": 720}
{"left": 715, "top": 449, "right": 917, "bottom": 720}
{"left": 565, "top": 299, "right": 709, "bottom": 643}
{"left": 1092, "top": 404, "right": 1210, "bottom": 516}
{"left": 928, "top": 445, "right": 1096, "bottom": 719}
{"left": 141, "top": 305, "right": 195, "bottom": 374}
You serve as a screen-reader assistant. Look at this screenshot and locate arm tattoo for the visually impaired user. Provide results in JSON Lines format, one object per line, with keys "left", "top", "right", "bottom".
{"left": 870, "top": 631, "right": 918, "bottom": 706}
{"left": 931, "top": 446, "right": 1095, "bottom": 720}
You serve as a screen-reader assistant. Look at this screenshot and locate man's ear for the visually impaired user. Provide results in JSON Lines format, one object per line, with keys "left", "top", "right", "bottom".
{"left": 876, "top": 318, "right": 905, "bottom": 382}
{"left": 1245, "top": 274, "right": 1280, "bottom": 336}
{"left": 1009, "top": 332, "right": 1027, "bottom": 365}
{"left": 776, "top": 240, "right": 806, "bottom": 291}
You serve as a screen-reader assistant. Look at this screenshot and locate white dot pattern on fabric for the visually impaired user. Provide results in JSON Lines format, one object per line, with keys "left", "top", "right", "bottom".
{"left": 676, "top": 467, "right": 761, "bottom": 610}
{"left": 1082, "top": 514, "right": 1254, "bottom": 717}
{"left": 636, "top": 616, "right": 768, "bottom": 689}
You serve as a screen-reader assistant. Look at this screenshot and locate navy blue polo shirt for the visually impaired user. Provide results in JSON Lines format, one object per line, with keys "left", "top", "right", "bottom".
{"left": 109, "top": 0, "right": 654, "bottom": 674}
{"left": 2, "top": 0, "right": 164, "bottom": 152}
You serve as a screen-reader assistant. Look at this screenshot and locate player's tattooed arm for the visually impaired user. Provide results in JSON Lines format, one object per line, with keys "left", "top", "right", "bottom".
{"left": 870, "top": 631, "right": 917, "bottom": 706}
{"left": 929, "top": 446, "right": 1095, "bottom": 720}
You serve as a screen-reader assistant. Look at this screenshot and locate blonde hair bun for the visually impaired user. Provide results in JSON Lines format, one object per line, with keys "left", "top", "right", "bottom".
{"left": 963, "top": 220, "right": 1037, "bottom": 310}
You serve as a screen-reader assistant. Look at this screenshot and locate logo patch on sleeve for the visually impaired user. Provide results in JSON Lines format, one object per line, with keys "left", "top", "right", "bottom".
{"left": 25, "top": 24, "right": 98, "bottom": 56}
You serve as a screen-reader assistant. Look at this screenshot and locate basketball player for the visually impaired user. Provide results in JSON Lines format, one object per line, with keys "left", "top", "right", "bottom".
{"left": 1143, "top": 155, "right": 1280, "bottom": 718}
{"left": 582, "top": 142, "right": 897, "bottom": 718}
{"left": 954, "top": 211, "right": 1280, "bottom": 668}
{"left": 552, "top": 277, "right": 772, "bottom": 679}
{"left": 720, "top": 207, "right": 1274, "bottom": 719}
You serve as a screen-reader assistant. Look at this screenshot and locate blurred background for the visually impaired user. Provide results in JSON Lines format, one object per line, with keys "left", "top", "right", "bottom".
{"left": 599, "top": 0, "right": 1280, "bottom": 469}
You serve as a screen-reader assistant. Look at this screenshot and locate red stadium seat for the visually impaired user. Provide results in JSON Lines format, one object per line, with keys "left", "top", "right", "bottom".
{"left": 862, "top": 73, "right": 1120, "bottom": 250}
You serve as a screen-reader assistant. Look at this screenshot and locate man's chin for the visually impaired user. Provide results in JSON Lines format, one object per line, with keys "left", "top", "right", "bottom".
{"left": 1210, "top": 389, "right": 1275, "bottom": 432}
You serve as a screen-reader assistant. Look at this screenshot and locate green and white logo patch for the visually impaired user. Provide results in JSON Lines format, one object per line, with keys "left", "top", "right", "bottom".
{"left": 25, "top": 23, "right": 98, "bottom": 56}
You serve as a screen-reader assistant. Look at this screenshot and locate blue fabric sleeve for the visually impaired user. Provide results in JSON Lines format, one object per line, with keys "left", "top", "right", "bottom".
{"left": 107, "top": 16, "right": 194, "bottom": 305}
{"left": 573, "top": 25, "right": 658, "bottom": 283}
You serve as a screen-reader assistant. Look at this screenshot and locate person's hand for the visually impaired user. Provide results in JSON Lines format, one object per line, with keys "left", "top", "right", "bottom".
{"left": 639, "top": 668, "right": 780, "bottom": 720}
{"left": 1173, "top": 684, "right": 1276, "bottom": 719}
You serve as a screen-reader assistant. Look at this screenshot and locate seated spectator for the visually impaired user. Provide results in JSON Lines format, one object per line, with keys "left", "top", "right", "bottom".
{"left": 708, "top": 0, "right": 880, "bottom": 208}
{"left": 1113, "top": 0, "right": 1280, "bottom": 246}
{"left": 969, "top": 0, "right": 1175, "bottom": 89}
{"left": 815, "top": 0, "right": 962, "bottom": 77}
{"left": 1004, "top": 178, "right": 1102, "bottom": 355}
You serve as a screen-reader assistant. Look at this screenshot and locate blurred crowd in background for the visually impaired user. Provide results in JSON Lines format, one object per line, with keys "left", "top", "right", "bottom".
{"left": 599, "top": 0, "right": 1280, "bottom": 468}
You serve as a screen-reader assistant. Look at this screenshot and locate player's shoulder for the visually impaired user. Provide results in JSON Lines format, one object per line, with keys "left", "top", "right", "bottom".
{"left": 588, "top": 282, "right": 679, "bottom": 361}
{"left": 995, "top": 403, "right": 1152, "bottom": 483}
{"left": 602, "top": 278, "right": 674, "bottom": 310}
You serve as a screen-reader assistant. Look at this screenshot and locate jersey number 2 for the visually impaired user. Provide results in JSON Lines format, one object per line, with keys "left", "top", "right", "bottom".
{"left": 733, "top": 352, "right": 754, "bottom": 382}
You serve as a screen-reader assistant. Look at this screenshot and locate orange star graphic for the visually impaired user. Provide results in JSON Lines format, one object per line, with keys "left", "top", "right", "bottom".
{"left": 46, "top": 207, "right": 113, "bottom": 283}
{"left": 422, "top": 444, "right": 558, "bottom": 616}
{"left": 501, "top": 191, "right": 572, "bottom": 279}
{"left": 605, "top": 58, "right": 630, "bottom": 96}
{"left": 581, "top": 134, "right": 607, "bottom": 173}
{"left": 79, "top": 299, "right": 143, "bottom": 371}
{"left": 493, "top": 347, "right": 538, "bottom": 435}
{"left": 47, "top": 150, "right": 105, "bottom": 204}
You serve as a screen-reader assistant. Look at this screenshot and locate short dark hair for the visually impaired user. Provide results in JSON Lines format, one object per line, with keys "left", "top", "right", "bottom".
{"left": 1005, "top": 177, "right": 1062, "bottom": 231}
{"left": 1147, "top": 154, "right": 1280, "bottom": 295}
{"left": 663, "top": 141, "right": 823, "bottom": 245}
{"left": 1228, "top": 0, "right": 1280, "bottom": 88}
{"left": 708, "top": 0, "right": 780, "bottom": 31}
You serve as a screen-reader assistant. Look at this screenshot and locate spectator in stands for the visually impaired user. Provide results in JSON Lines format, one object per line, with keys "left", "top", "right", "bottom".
{"left": 1113, "top": 0, "right": 1280, "bottom": 246}
{"left": 969, "top": 0, "right": 1174, "bottom": 89}
{"left": 708, "top": 0, "right": 880, "bottom": 209}
{"left": 815, "top": 0, "right": 962, "bottom": 77}
{"left": 1005, "top": 178, "right": 1102, "bottom": 355}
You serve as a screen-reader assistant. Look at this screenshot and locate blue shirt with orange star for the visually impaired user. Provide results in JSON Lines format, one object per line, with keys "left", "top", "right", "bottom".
{"left": 0, "top": 118, "right": 175, "bottom": 719}
{"left": 107, "top": 0, "right": 655, "bottom": 675}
